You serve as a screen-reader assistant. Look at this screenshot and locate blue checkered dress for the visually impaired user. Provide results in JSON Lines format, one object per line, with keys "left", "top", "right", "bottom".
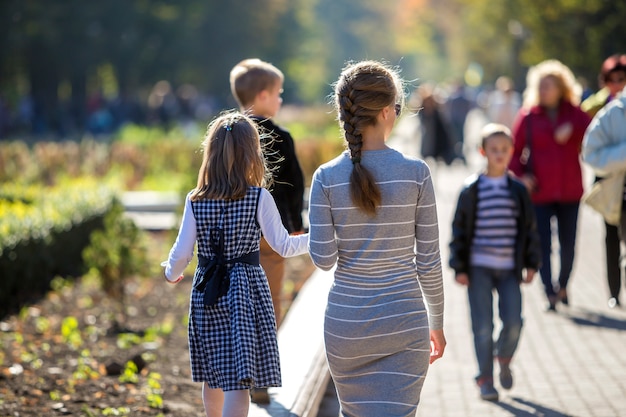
{"left": 188, "top": 187, "right": 281, "bottom": 391}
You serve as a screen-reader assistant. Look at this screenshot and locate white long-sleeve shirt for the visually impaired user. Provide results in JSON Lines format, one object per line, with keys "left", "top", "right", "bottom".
{"left": 162, "top": 188, "right": 309, "bottom": 281}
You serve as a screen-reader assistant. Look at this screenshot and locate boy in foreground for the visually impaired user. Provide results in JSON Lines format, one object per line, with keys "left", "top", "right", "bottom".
{"left": 449, "top": 123, "right": 541, "bottom": 401}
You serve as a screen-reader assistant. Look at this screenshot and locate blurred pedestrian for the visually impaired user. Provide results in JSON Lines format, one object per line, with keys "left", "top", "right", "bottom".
{"left": 582, "top": 83, "right": 626, "bottom": 309}
{"left": 487, "top": 76, "right": 522, "bottom": 129}
{"left": 581, "top": 55, "right": 626, "bottom": 309}
{"left": 309, "top": 61, "right": 446, "bottom": 417}
{"left": 416, "top": 84, "right": 458, "bottom": 164}
{"left": 161, "top": 112, "right": 309, "bottom": 417}
{"left": 510, "top": 60, "right": 591, "bottom": 311}
{"left": 581, "top": 54, "right": 626, "bottom": 117}
{"left": 446, "top": 82, "right": 473, "bottom": 161}
{"left": 450, "top": 123, "right": 541, "bottom": 401}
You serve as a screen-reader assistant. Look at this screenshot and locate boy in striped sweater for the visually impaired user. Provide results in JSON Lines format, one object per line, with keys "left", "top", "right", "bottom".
{"left": 450, "top": 123, "right": 541, "bottom": 401}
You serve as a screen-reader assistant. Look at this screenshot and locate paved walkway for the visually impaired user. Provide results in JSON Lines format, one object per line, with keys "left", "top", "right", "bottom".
{"left": 319, "top": 111, "right": 626, "bottom": 417}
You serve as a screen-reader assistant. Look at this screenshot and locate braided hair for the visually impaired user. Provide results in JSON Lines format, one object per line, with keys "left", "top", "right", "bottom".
{"left": 334, "top": 61, "right": 401, "bottom": 215}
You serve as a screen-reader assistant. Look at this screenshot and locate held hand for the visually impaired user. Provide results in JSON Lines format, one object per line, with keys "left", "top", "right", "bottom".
{"left": 164, "top": 271, "right": 183, "bottom": 284}
{"left": 523, "top": 268, "right": 536, "bottom": 284}
{"left": 429, "top": 329, "right": 446, "bottom": 364}
{"left": 554, "top": 122, "right": 573, "bottom": 144}
{"left": 455, "top": 273, "right": 469, "bottom": 286}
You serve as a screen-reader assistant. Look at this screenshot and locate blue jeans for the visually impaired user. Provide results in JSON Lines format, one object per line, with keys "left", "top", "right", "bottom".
{"left": 468, "top": 266, "right": 523, "bottom": 381}
{"left": 534, "top": 202, "right": 580, "bottom": 297}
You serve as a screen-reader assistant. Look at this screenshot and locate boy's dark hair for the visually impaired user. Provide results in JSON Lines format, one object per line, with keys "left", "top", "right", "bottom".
{"left": 481, "top": 123, "right": 512, "bottom": 148}
{"left": 230, "top": 59, "right": 284, "bottom": 108}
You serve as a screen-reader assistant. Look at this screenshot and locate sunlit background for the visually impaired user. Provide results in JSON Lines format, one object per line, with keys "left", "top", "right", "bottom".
{"left": 1, "top": 0, "right": 625, "bottom": 138}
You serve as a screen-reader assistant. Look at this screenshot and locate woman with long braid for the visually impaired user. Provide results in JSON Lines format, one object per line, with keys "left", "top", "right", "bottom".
{"left": 308, "top": 61, "right": 446, "bottom": 417}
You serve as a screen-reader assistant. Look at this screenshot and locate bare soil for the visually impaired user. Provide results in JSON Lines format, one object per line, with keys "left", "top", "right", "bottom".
{"left": 0, "top": 231, "right": 314, "bottom": 416}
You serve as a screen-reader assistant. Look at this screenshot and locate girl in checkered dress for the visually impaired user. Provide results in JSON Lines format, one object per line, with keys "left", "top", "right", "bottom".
{"left": 162, "top": 112, "right": 309, "bottom": 417}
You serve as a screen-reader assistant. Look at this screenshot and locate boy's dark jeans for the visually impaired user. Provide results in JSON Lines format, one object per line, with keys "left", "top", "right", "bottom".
{"left": 534, "top": 202, "right": 580, "bottom": 297}
{"left": 468, "top": 266, "right": 523, "bottom": 381}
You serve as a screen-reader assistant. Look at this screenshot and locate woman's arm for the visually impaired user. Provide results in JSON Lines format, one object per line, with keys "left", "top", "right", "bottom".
{"left": 308, "top": 170, "right": 338, "bottom": 271}
{"left": 415, "top": 165, "right": 444, "bottom": 330}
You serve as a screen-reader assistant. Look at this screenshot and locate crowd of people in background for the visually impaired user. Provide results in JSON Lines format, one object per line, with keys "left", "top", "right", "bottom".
{"left": 414, "top": 54, "right": 626, "bottom": 402}
{"left": 0, "top": 81, "right": 218, "bottom": 139}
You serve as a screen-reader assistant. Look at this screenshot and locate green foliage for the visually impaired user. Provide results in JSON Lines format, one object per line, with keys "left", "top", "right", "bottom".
{"left": 146, "top": 372, "right": 164, "bottom": 409}
{"left": 116, "top": 333, "right": 143, "bottom": 350}
{"left": 61, "top": 316, "right": 83, "bottom": 349}
{"left": 118, "top": 361, "right": 139, "bottom": 384}
{"left": 0, "top": 180, "right": 113, "bottom": 317}
{"left": 82, "top": 201, "right": 149, "bottom": 315}
{"left": 0, "top": 180, "right": 112, "bottom": 254}
{"left": 0, "top": 132, "right": 201, "bottom": 192}
{"left": 102, "top": 407, "right": 131, "bottom": 416}
{"left": 1, "top": 0, "right": 625, "bottom": 116}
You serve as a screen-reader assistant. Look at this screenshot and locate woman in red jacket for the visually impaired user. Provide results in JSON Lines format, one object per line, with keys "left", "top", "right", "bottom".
{"left": 510, "top": 60, "right": 591, "bottom": 311}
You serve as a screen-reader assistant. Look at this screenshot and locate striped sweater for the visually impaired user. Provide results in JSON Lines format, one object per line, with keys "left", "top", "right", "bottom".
{"left": 470, "top": 174, "right": 518, "bottom": 270}
{"left": 308, "top": 148, "right": 444, "bottom": 330}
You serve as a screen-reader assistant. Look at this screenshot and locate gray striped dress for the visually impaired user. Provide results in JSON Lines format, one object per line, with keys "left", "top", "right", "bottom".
{"left": 308, "top": 149, "right": 444, "bottom": 417}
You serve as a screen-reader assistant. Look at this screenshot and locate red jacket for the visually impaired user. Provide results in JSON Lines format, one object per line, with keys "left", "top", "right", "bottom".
{"left": 510, "top": 101, "right": 591, "bottom": 204}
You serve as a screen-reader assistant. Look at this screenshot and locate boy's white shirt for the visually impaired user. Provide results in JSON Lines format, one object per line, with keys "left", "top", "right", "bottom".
{"left": 162, "top": 188, "right": 308, "bottom": 281}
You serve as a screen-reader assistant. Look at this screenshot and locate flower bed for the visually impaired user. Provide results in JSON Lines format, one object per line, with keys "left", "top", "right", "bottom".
{"left": 0, "top": 180, "right": 115, "bottom": 317}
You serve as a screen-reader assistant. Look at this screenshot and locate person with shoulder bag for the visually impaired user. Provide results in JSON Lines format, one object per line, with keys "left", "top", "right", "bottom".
{"left": 509, "top": 60, "right": 591, "bottom": 311}
{"left": 582, "top": 84, "right": 626, "bottom": 308}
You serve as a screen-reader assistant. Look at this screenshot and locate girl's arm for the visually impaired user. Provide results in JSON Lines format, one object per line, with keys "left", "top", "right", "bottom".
{"left": 257, "top": 188, "right": 308, "bottom": 257}
{"left": 162, "top": 195, "right": 197, "bottom": 282}
{"left": 308, "top": 170, "right": 338, "bottom": 271}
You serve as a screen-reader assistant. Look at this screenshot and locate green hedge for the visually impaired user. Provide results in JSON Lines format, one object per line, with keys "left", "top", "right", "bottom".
{"left": 0, "top": 180, "right": 115, "bottom": 317}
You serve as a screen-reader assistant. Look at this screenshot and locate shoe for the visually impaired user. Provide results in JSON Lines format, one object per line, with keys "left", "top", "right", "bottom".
{"left": 558, "top": 288, "right": 569, "bottom": 306}
{"left": 477, "top": 378, "right": 499, "bottom": 401}
{"left": 250, "top": 388, "right": 270, "bottom": 404}
{"left": 547, "top": 295, "right": 557, "bottom": 312}
{"left": 608, "top": 297, "right": 620, "bottom": 309}
{"left": 499, "top": 362, "right": 513, "bottom": 390}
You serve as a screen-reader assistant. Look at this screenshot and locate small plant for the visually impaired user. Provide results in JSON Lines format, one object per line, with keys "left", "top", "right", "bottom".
{"left": 116, "top": 332, "right": 142, "bottom": 349}
{"left": 72, "top": 350, "right": 99, "bottom": 381}
{"left": 118, "top": 360, "right": 139, "bottom": 384}
{"left": 102, "top": 406, "right": 130, "bottom": 416}
{"left": 61, "top": 316, "right": 83, "bottom": 349}
{"left": 82, "top": 201, "right": 149, "bottom": 326}
{"left": 145, "top": 372, "right": 164, "bottom": 409}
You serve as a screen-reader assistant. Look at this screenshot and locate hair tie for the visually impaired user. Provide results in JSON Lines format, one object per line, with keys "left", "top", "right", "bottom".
{"left": 224, "top": 124, "right": 232, "bottom": 131}
{"left": 351, "top": 156, "right": 361, "bottom": 164}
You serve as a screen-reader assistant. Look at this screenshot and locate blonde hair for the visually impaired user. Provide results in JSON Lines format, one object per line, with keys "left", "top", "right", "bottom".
{"left": 334, "top": 60, "right": 403, "bottom": 216}
{"left": 480, "top": 123, "right": 512, "bottom": 148}
{"left": 522, "top": 59, "right": 582, "bottom": 109}
{"left": 190, "top": 112, "right": 268, "bottom": 201}
{"left": 230, "top": 59, "right": 284, "bottom": 108}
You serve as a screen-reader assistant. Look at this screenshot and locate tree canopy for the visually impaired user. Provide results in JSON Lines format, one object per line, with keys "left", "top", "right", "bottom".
{"left": 0, "top": 0, "right": 624, "bottom": 130}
